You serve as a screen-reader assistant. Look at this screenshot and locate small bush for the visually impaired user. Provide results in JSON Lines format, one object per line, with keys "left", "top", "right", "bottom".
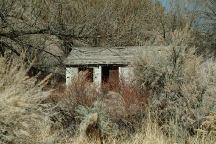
{"left": 76, "top": 102, "right": 117, "bottom": 139}
{"left": 49, "top": 73, "right": 98, "bottom": 135}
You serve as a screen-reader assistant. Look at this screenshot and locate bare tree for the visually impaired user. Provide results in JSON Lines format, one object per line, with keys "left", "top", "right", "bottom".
{"left": 0, "top": 0, "right": 189, "bottom": 77}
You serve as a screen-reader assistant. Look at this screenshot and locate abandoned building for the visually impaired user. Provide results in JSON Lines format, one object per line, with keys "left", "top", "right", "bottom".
{"left": 64, "top": 46, "right": 165, "bottom": 86}
{"left": 64, "top": 46, "right": 141, "bottom": 87}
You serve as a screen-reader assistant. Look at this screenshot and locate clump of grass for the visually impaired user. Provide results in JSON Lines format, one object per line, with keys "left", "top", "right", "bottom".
{"left": 75, "top": 101, "right": 117, "bottom": 140}
{"left": 199, "top": 112, "right": 216, "bottom": 136}
{"left": 0, "top": 58, "right": 54, "bottom": 143}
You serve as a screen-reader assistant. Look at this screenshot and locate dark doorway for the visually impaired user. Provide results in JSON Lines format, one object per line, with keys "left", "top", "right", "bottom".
{"left": 102, "top": 66, "right": 109, "bottom": 83}
{"left": 102, "top": 66, "right": 119, "bottom": 90}
{"left": 78, "top": 67, "right": 94, "bottom": 82}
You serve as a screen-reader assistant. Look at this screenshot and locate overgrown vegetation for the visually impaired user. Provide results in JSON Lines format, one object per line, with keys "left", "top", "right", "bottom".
{"left": 135, "top": 29, "right": 216, "bottom": 139}
{"left": 2, "top": 38, "right": 216, "bottom": 143}
{"left": 1, "top": 0, "right": 216, "bottom": 144}
{"left": 0, "top": 58, "right": 53, "bottom": 143}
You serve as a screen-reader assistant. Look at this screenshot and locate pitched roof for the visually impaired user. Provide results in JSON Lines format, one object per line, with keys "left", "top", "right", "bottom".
{"left": 64, "top": 46, "right": 166, "bottom": 66}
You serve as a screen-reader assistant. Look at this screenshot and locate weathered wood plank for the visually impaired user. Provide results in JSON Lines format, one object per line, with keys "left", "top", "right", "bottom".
{"left": 64, "top": 46, "right": 168, "bottom": 66}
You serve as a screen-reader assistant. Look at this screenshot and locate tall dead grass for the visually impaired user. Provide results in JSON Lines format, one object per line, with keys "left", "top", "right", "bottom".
{"left": 0, "top": 58, "right": 54, "bottom": 143}
{"left": 61, "top": 113, "right": 216, "bottom": 144}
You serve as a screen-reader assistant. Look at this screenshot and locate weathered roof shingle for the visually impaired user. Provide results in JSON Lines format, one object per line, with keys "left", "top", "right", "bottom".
{"left": 64, "top": 46, "right": 166, "bottom": 66}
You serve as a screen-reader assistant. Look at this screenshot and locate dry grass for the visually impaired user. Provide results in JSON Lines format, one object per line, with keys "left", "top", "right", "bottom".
{"left": 134, "top": 29, "right": 216, "bottom": 138}
{"left": 1, "top": 54, "right": 216, "bottom": 144}
{"left": 1, "top": 29, "right": 216, "bottom": 143}
{"left": 0, "top": 58, "right": 54, "bottom": 143}
{"left": 49, "top": 73, "right": 99, "bottom": 133}
{"left": 101, "top": 78, "right": 148, "bottom": 117}
{"left": 59, "top": 113, "right": 216, "bottom": 144}
{"left": 49, "top": 74, "right": 148, "bottom": 139}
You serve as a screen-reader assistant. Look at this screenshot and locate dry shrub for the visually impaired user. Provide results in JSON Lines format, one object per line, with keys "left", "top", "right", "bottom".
{"left": 56, "top": 72, "right": 97, "bottom": 106}
{"left": 49, "top": 72, "right": 99, "bottom": 136}
{"left": 121, "top": 113, "right": 216, "bottom": 144}
{"left": 117, "top": 80, "right": 149, "bottom": 133}
{"left": 100, "top": 78, "right": 149, "bottom": 135}
{"left": 101, "top": 78, "right": 148, "bottom": 115}
{"left": 50, "top": 72, "right": 149, "bottom": 138}
{"left": 123, "top": 115, "right": 173, "bottom": 144}
{"left": 199, "top": 113, "right": 216, "bottom": 135}
{"left": 101, "top": 79, "right": 120, "bottom": 92}
{"left": 0, "top": 58, "right": 54, "bottom": 143}
{"left": 120, "top": 80, "right": 148, "bottom": 113}
{"left": 51, "top": 74, "right": 121, "bottom": 138}
{"left": 75, "top": 102, "right": 117, "bottom": 140}
{"left": 134, "top": 28, "right": 216, "bottom": 136}
{"left": 58, "top": 112, "right": 216, "bottom": 144}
